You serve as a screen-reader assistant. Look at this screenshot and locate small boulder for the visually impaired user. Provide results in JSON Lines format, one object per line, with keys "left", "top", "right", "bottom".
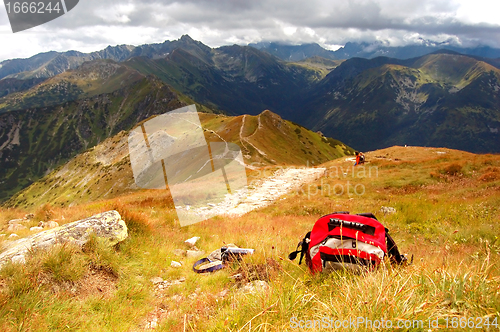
{"left": 8, "top": 234, "right": 18, "bottom": 239}
{"left": 7, "top": 223, "right": 27, "bottom": 232}
{"left": 39, "top": 220, "right": 59, "bottom": 229}
{"left": 380, "top": 206, "right": 397, "bottom": 215}
{"left": 238, "top": 280, "right": 270, "bottom": 294}
{"left": 184, "top": 236, "right": 200, "bottom": 247}
{"left": 186, "top": 250, "right": 205, "bottom": 259}
{"left": 173, "top": 249, "right": 185, "bottom": 257}
{"left": 150, "top": 277, "right": 164, "bottom": 285}
{"left": 30, "top": 226, "right": 43, "bottom": 232}
{"left": 171, "top": 261, "right": 182, "bottom": 268}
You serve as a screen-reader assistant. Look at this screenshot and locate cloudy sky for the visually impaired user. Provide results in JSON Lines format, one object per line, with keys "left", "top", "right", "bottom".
{"left": 0, "top": 0, "right": 499, "bottom": 62}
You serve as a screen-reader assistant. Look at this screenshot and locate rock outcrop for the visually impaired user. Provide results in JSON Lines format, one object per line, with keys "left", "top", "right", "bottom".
{"left": 0, "top": 210, "right": 128, "bottom": 268}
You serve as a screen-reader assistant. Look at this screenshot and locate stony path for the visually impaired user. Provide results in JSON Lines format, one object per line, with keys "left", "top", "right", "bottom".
{"left": 239, "top": 114, "right": 269, "bottom": 158}
{"left": 190, "top": 167, "right": 326, "bottom": 219}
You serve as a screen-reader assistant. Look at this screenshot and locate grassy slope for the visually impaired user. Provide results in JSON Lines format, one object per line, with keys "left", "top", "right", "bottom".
{"left": 5, "top": 110, "right": 353, "bottom": 209}
{"left": 308, "top": 53, "right": 500, "bottom": 153}
{"left": 0, "top": 60, "right": 144, "bottom": 113}
{"left": 287, "top": 57, "right": 344, "bottom": 82}
{"left": 0, "top": 146, "right": 499, "bottom": 331}
{"left": 0, "top": 75, "right": 185, "bottom": 203}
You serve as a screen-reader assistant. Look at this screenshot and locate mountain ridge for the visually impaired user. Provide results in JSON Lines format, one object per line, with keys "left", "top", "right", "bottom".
{"left": 4, "top": 109, "right": 353, "bottom": 208}
{"left": 301, "top": 52, "right": 500, "bottom": 152}
{"left": 3, "top": 36, "right": 500, "bottom": 82}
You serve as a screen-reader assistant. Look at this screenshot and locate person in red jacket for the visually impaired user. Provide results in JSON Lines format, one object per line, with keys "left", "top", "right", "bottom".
{"left": 354, "top": 151, "right": 365, "bottom": 166}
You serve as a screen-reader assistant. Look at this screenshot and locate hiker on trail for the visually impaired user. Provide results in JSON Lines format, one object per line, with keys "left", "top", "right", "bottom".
{"left": 354, "top": 151, "right": 365, "bottom": 166}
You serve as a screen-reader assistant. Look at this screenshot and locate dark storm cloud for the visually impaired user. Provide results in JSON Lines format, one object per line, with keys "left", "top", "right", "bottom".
{"left": 0, "top": 0, "right": 499, "bottom": 61}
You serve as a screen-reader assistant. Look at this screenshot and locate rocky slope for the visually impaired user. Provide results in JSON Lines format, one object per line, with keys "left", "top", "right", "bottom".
{"left": 0, "top": 74, "right": 186, "bottom": 203}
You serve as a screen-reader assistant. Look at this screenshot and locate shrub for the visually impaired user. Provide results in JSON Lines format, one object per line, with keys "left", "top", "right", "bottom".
{"left": 441, "top": 163, "right": 464, "bottom": 176}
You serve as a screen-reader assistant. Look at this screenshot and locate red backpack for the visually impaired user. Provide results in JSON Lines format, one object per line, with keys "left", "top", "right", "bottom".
{"left": 289, "top": 212, "right": 407, "bottom": 273}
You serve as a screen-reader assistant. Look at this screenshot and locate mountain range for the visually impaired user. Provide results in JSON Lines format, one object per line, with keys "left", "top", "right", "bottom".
{"left": 251, "top": 40, "right": 500, "bottom": 62}
{"left": 3, "top": 35, "right": 500, "bottom": 81}
{"left": 301, "top": 51, "right": 500, "bottom": 152}
{"left": 1, "top": 36, "right": 499, "bottom": 203}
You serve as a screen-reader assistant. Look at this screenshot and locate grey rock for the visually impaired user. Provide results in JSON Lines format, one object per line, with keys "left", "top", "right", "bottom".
{"left": 380, "top": 206, "right": 397, "bottom": 215}
{"left": 238, "top": 280, "right": 270, "bottom": 294}
{"left": 0, "top": 210, "right": 128, "bottom": 269}
{"left": 186, "top": 250, "right": 205, "bottom": 259}
{"left": 11, "top": 255, "right": 25, "bottom": 264}
{"left": 150, "top": 277, "right": 164, "bottom": 285}
{"left": 173, "top": 249, "right": 185, "bottom": 257}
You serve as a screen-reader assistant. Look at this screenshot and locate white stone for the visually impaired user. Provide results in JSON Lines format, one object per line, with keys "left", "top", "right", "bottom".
{"left": 7, "top": 223, "right": 27, "bottom": 232}
{"left": 239, "top": 280, "right": 270, "bottom": 294}
{"left": 30, "top": 227, "right": 43, "bottom": 232}
{"left": 184, "top": 236, "right": 200, "bottom": 246}
{"left": 171, "top": 261, "right": 182, "bottom": 268}
{"left": 380, "top": 206, "right": 397, "bottom": 215}
{"left": 11, "top": 254, "right": 25, "bottom": 264}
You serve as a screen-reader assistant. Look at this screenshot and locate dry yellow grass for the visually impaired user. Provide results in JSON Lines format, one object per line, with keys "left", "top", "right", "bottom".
{"left": 0, "top": 146, "right": 499, "bottom": 331}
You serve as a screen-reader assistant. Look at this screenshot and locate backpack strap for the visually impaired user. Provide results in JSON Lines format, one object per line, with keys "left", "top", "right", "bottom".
{"left": 288, "top": 231, "right": 311, "bottom": 265}
{"left": 193, "top": 258, "right": 224, "bottom": 273}
{"left": 385, "top": 231, "right": 407, "bottom": 265}
{"left": 356, "top": 213, "right": 378, "bottom": 220}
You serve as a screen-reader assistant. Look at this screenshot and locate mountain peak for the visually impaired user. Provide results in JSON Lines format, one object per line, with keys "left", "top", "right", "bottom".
{"left": 430, "top": 49, "right": 463, "bottom": 56}
{"left": 180, "top": 35, "right": 195, "bottom": 43}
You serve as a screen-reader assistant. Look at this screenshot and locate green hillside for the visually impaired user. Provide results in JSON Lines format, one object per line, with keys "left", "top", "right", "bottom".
{"left": 0, "top": 75, "right": 186, "bottom": 203}
{"left": 5, "top": 110, "right": 353, "bottom": 209}
{"left": 0, "top": 60, "right": 145, "bottom": 113}
{"left": 303, "top": 52, "right": 500, "bottom": 152}
{"left": 125, "top": 46, "right": 319, "bottom": 117}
